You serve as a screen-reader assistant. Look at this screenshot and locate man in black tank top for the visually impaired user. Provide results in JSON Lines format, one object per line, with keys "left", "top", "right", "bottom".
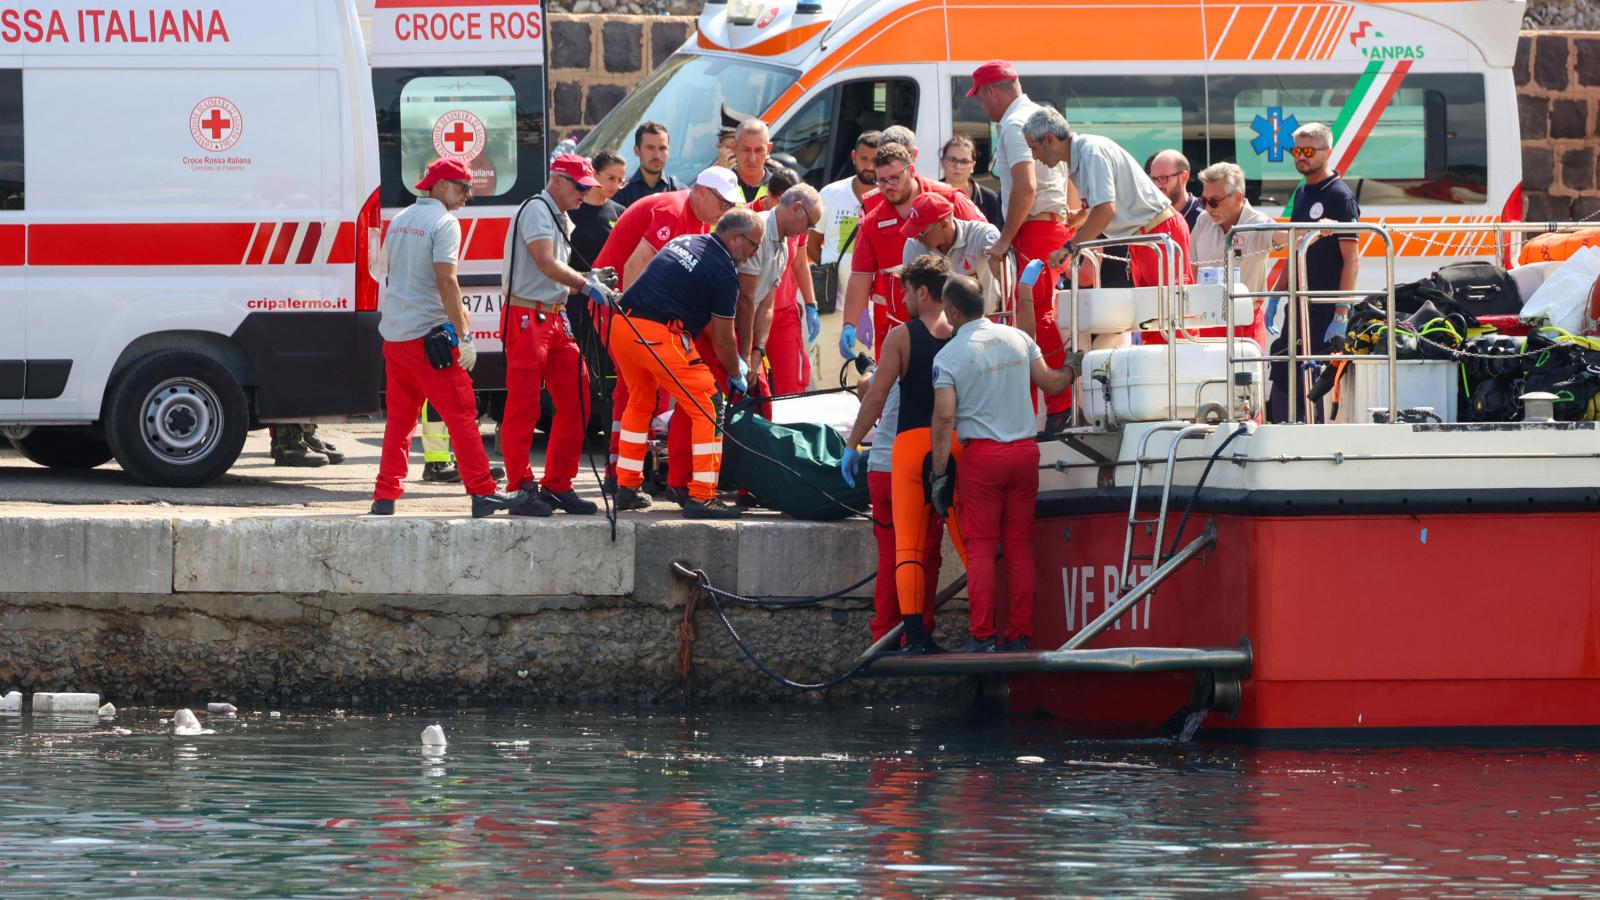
{"left": 842, "top": 254, "right": 968, "bottom": 654}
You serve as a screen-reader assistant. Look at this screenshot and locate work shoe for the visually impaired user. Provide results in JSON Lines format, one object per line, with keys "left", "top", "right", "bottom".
{"left": 422, "top": 461, "right": 461, "bottom": 483}
{"left": 301, "top": 429, "right": 345, "bottom": 465}
{"left": 509, "top": 489, "right": 553, "bottom": 518}
{"left": 369, "top": 499, "right": 395, "bottom": 516}
{"left": 490, "top": 464, "right": 506, "bottom": 480}
{"left": 682, "top": 497, "right": 742, "bottom": 520}
{"left": 469, "top": 492, "right": 519, "bottom": 518}
{"left": 272, "top": 447, "right": 327, "bottom": 467}
{"left": 997, "top": 637, "right": 1030, "bottom": 653}
{"left": 950, "top": 635, "right": 997, "bottom": 654}
{"left": 896, "top": 616, "right": 943, "bottom": 655}
{"left": 613, "top": 486, "right": 653, "bottom": 511}
{"left": 541, "top": 487, "right": 598, "bottom": 515}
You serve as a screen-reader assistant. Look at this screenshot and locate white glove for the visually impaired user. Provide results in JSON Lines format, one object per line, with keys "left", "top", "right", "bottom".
{"left": 458, "top": 337, "right": 478, "bottom": 373}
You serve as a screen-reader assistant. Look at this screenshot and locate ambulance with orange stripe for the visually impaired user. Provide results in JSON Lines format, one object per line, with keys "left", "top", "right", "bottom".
{"left": 581, "top": 0, "right": 1524, "bottom": 285}
{"left": 0, "top": 0, "right": 383, "bottom": 486}
{"left": 362, "top": 0, "right": 550, "bottom": 404}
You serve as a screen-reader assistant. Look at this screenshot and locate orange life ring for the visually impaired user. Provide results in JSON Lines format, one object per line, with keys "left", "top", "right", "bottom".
{"left": 1519, "top": 227, "right": 1600, "bottom": 266}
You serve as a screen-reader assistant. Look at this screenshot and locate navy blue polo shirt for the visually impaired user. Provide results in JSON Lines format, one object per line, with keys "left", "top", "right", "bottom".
{"left": 1289, "top": 173, "right": 1361, "bottom": 291}
{"left": 614, "top": 171, "right": 686, "bottom": 209}
{"left": 620, "top": 233, "right": 739, "bottom": 338}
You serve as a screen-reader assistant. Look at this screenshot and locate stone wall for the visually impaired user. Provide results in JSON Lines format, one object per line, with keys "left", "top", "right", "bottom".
{"left": 547, "top": 14, "right": 696, "bottom": 143}
{"left": 1516, "top": 32, "right": 1600, "bottom": 221}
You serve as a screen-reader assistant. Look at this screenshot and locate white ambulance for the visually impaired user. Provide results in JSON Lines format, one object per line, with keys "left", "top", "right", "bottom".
{"left": 361, "top": 0, "right": 550, "bottom": 405}
{"left": 0, "top": 0, "right": 382, "bottom": 486}
{"left": 580, "top": 0, "right": 1526, "bottom": 286}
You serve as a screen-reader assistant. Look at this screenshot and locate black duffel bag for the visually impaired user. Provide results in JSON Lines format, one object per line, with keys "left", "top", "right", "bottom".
{"left": 1434, "top": 261, "right": 1522, "bottom": 317}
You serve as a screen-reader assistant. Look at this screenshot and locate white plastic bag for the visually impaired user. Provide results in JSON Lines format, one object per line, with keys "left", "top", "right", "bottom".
{"left": 1521, "top": 245, "right": 1600, "bottom": 334}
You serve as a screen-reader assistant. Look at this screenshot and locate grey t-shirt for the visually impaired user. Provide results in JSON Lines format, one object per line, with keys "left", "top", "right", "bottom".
{"left": 932, "top": 318, "right": 1042, "bottom": 443}
{"left": 867, "top": 382, "right": 900, "bottom": 473}
{"left": 737, "top": 208, "right": 788, "bottom": 302}
{"left": 1068, "top": 133, "right": 1171, "bottom": 238}
{"left": 504, "top": 190, "right": 572, "bottom": 305}
{"left": 379, "top": 197, "right": 460, "bottom": 342}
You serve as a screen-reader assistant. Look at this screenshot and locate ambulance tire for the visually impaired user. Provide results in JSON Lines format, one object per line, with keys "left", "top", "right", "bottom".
{"left": 9, "top": 428, "right": 115, "bottom": 470}
{"left": 105, "top": 350, "right": 249, "bottom": 487}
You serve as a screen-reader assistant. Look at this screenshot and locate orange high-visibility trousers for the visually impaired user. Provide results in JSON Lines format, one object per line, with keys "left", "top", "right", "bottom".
{"left": 607, "top": 315, "right": 721, "bottom": 502}
{"left": 890, "top": 427, "right": 965, "bottom": 617}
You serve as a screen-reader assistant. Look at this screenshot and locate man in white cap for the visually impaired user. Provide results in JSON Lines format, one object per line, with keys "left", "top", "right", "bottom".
{"left": 591, "top": 166, "right": 743, "bottom": 486}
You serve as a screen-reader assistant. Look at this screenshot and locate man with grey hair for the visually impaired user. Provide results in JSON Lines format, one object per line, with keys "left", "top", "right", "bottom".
{"left": 733, "top": 118, "right": 774, "bottom": 204}
{"left": 1191, "top": 161, "right": 1284, "bottom": 293}
{"left": 1268, "top": 120, "right": 1360, "bottom": 423}
{"left": 1022, "top": 106, "right": 1192, "bottom": 290}
{"left": 878, "top": 124, "right": 918, "bottom": 159}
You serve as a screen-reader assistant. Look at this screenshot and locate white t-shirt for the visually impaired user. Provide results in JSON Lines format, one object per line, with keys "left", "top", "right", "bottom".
{"left": 815, "top": 179, "right": 874, "bottom": 307}
{"left": 379, "top": 197, "right": 460, "bottom": 342}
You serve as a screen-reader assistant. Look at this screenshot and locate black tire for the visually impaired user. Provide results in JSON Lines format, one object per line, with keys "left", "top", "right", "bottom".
{"left": 104, "top": 350, "right": 249, "bottom": 487}
{"left": 8, "top": 428, "right": 114, "bottom": 469}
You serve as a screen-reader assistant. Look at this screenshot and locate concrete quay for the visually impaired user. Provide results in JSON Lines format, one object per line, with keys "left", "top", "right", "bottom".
{"left": 1, "top": 425, "right": 966, "bottom": 707}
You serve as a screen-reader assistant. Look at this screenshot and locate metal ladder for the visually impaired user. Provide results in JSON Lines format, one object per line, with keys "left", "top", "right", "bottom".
{"left": 1119, "top": 422, "right": 1217, "bottom": 595}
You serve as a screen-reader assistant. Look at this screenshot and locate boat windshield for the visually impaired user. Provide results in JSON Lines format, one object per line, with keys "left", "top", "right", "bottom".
{"left": 578, "top": 54, "right": 800, "bottom": 187}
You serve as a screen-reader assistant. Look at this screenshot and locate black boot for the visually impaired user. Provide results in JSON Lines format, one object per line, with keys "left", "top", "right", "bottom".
{"left": 422, "top": 461, "right": 461, "bottom": 483}
{"left": 898, "top": 615, "right": 942, "bottom": 655}
{"left": 271, "top": 425, "right": 326, "bottom": 468}
{"left": 613, "top": 486, "right": 652, "bottom": 511}
{"left": 301, "top": 427, "right": 345, "bottom": 464}
{"left": 469, "top": 492, "right": 519, "bottom": 518}
{"left": 540, "top": 487, "right": 598, "bottom": 515}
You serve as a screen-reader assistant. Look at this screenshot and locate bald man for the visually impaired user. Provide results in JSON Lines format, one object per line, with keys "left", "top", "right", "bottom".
{"left": 1147, "top": 149, "right": 1202, "bottom": 233}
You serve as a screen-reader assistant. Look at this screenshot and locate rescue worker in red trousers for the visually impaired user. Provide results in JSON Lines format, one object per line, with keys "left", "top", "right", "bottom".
{"left": 840, "top": 142, "right": 985, "bottom": 361}
{"left": 842, "top": 254, "right": 966, "bottom": 654}
{"left": 591, "top": 167, "right": 743, "bottom": 486}
{"left": 497, "top": 153, "right": 614, "bottom": 516}
{"left": 371, "top": 157, "right": 518, "bottom": 517}
{"left": 607, "top": 208, "right": 764, "bottom": 519}
{"left": 928, "top": 275, "right": 1080, "bottom": 651}
{"left": 969, "top": 60, "right": 1087, "bottom": 430}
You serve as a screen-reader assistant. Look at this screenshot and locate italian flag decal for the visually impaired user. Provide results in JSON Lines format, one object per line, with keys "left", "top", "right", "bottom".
{"left": 1330, "top": 59, "right": 1415, "bottom": 173}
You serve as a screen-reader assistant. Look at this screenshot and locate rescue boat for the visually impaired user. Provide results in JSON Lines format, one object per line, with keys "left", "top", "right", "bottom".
{"left": 865, "top": 222, "right": 1600, "bottom": 739}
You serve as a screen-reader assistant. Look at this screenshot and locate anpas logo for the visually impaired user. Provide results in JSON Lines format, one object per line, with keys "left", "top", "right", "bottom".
{"left": 189, "top": 97, "right": 242, "bottom": 152}
{"left": 1349, "top": 20, "right": 1425, "bottom": 60}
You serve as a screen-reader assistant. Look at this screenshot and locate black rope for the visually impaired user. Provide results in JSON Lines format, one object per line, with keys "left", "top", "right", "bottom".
{"left": 690, "top": 568, "right": 882, "bottom": 692}
{"left": 1164, "top": 426, "right": 1246, "bottom": 559}
{"left": 695, "top": 569, "right": 876, "bottom": 608}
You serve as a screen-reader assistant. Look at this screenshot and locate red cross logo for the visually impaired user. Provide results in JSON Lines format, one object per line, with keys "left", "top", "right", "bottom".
{"left": 189, "top": 97, "right": 243, "bottom": 152}
{"left": 442, "top": 122, "right": 474, "bottom": 154}
{"left": 431, "top": 109, "right": 486, "bottom": 161}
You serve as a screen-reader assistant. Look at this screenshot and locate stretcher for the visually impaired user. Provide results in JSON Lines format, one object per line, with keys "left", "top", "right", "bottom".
{"left": 718, "top": 389, "right": 870, "bottom": 521}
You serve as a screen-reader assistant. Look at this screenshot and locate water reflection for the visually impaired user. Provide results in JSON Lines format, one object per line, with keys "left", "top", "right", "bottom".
{"left": 0, "top": 707, "right": 1597, "bottom": 896}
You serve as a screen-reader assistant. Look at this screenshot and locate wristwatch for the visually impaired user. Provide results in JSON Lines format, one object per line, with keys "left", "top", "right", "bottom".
{"left": 753, "top": 346, "right": 767, "bottom": 357}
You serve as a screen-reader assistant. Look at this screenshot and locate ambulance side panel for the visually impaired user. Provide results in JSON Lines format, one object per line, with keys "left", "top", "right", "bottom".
{"left": 0, "top": 47, "right": 21, "bottom": 418}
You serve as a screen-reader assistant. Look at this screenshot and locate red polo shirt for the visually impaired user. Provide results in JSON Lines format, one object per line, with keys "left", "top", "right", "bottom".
{"left": 593, "top": 189, "right": 709, "bottom": 288}
{"left": 852, "top": 177, "right": 985, "bottom": 317}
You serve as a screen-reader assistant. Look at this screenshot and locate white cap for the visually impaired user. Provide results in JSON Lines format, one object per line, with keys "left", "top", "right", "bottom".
{"left": 695, "top": 166, "right": 744, "bottom": 205}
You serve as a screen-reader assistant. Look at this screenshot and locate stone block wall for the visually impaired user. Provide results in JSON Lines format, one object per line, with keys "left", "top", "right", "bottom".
{"left": 547, "top": 14, "right": 695, "bottom": 143}
{"left": 1516, "top": 31, "right": 1600, "bottom": 221}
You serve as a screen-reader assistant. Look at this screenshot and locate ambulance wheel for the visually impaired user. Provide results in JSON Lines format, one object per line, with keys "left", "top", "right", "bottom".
{"left": 9, "top": 428, "right": 115, "bottom": 469}
{"left": 105, "top": 351, "right": 248, "bottom": 487}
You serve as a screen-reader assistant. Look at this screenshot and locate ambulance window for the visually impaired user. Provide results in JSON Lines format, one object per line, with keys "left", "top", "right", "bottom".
{"left": 950, "top": 76, "right": 1203, "bottom": 190}
{"left": 373, "top": 68, "right": 548, "bottom": 208}
{"left": 770, "top": 91, "right": 834, "bottom": 185}
{"left": 1209, "top": 73, "right": 1486, "bottom": 208}
{"left": 771, "top": 78, "right": 918, "bottom": 187}
{"left": 0, "top": 70, "right": 20, "bottom": 210}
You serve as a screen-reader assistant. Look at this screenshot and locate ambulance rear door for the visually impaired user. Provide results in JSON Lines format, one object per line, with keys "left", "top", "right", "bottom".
{"left": 368, "top": 0, "right": 550, "bottom": 395}
{"left": 0, "top": 59, "right": 20, "bottom": 418}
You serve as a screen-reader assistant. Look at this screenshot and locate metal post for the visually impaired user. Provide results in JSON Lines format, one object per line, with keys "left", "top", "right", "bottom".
{"left": 1064, "top": 521, "right": 1218, "bottom": 651}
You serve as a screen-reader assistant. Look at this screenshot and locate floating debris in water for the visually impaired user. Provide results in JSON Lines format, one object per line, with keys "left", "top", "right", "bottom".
{"left": 269, "top": 711, "right": 281, "bottom": 719}
{"left": 97, "top": 703, "right": 116, "bottom": 718}
{"left": 0, "top": 691, "right": 21, "bottom": 713}
{"left": 33, "top": 692, "right": 100, "bottom": 715}
{"left": 173, "top": 709, "right": 213, "bottom": 736}
{"left": 206, "top": 703, "right": 237, "bottom": 717}
{"left": 1017, "top": 756, "right": 1046, "bottom": 764}
{"left": 420, "top": 724, "right": 447, "bottom": 747}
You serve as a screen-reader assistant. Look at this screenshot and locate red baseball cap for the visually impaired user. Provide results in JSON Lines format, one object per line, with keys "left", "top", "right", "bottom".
{"left": 414, "top": 157, "right": 472, "bottom": 192}
{"left": 900, "top": 191, "right": 954, "bottom": 239}
{"left": 551, "top": 153, "right": 601, "bottom": 188}
{"left": 966, "top": 59, "right": 1018, "bottom": 97}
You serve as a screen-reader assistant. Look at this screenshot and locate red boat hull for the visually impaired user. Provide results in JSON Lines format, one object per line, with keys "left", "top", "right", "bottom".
{"left": 1012, "top": 509, "right": 1600, "bottom": 735}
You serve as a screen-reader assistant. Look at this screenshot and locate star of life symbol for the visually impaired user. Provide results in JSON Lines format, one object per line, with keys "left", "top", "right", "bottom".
{"left": 189, "top": 97, "right": 243, "bottom": 152}
{"left": 432, "top": 109, "right": 486, "bottom": 160}
{"left": 1250, "top": 107, "right": 1298, "bottom": 163}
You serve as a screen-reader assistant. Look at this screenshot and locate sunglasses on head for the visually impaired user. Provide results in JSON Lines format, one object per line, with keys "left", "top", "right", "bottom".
{"left": 1290, "top": 146, "right": 1328, "bottom": 159}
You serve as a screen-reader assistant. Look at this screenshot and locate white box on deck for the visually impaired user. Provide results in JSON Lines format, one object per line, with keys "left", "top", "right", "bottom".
{"left": 1067, "top": 283, "right": 1254, "bottom": 335}
{"left": 1333, "top": 359, "right": 1459, "bottom": 423}
{"left": 1081, "top": 340, "right": 1263, "bottom": 425}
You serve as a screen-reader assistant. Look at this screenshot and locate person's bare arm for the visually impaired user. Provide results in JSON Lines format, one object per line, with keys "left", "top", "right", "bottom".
{"left": 991, "top": 160, "right": 1036, "bottom": 260}
{"left": 841, "top": 271, "right": 872, "bottom": 335}
{"left": 930, "top": 387, "right": 958, "bottom": 476}
{"left": 845, "top": 327, "right": 908, "bottom": 447}
{"left": 434, "top": 262, "right": 468, "bottom": 334}
{"left": 792, "top": 250, "right": 815, "bottom": 306}
{"left": 735, "top": 272, "right": 757, "bottom": 358}
{"left": 750, "top": 286, "right": 776, "bottom": 369}
{"left": 806, "top": 229, "right": 824, "bottom": 264}
{"left": 709, "top": 316, "right": 740, "bottom": 383}
{"left": 1337, "top": 236, "right": 1360, "bottom": 299}
{"left": 1030, "top": 354, "right": 1077, "bottom": 396}
{"left": 530, "top": 238, "right": 588, "bottom": 293}
{"left": 623, "top": 240, "right": 655, "bottom": 288}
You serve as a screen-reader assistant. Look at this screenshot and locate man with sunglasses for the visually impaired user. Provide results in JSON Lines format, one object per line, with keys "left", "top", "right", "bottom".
{"left": 371, "top": 157, "right": 519, "bottom": 518}
{"left": 496, "top": 153, "right": 616, "bottom": 517}
{"left": 1268, "top": 121, "right": 1360, "bottom": 423}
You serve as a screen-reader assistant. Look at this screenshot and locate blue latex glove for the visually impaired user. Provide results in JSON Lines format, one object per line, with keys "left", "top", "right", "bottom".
{"left": 1019, "top": 257, "right": 1045, "bottom": 287}
{"left": 1264, "top": 296, "right": 1282, "bottom": 336}
{"left": 728, "top": 374, "right": 749, "bottom": 397}
{"left": 804, "top": 304, "right": 822, "bottom": 344}
{"left": 581, "top": 278, "right": 612, "bottom": 310}
{"left": 1324, "top": 311, "right": 1349, "bottom": 346}
{"left": 838, "top": 322, "right": 857, "bottom": 359}
{"left": 441, "top": 322, "right": 459, "bottom": 347}
{"left": 840, "top": 446, "right": 862, "bottom": 488}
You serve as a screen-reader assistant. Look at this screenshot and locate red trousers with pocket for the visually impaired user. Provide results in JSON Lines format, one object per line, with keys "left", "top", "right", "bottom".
{"left": 375, "top": 338, "right": 497, "bottom": 501}
{"left": 501, "top": 307, "right": 589, "bottom": 494}
{"left": 956, "top": 438, "right": 1040, "bottom": 642}
{"left": 868, "top": 468, "right": 941, "bottom": 641}
{"left": 1013, "top": 219, "right": 1073, "bottom": 415}
{"left": 767, "top": 303, "right": 811, "bottom": 395}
